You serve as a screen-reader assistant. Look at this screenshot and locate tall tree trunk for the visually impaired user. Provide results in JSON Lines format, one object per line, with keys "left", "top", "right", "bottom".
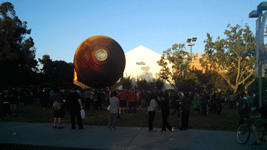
{"left": 233, "top": 86, "right": 238, "bottom": 94}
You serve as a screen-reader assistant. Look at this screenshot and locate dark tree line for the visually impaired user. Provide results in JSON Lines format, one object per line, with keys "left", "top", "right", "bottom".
{"left": 0, "top": 2, "right": 38, "bottom": 87}
{"left": 136, "top": 78, "right": 164, "bottom": 91}
{"left": 121, "top": 74, "right": 164, "bottom": 91}
{"left": 0, "top": 2, "right": 74, "bottom": 89}
{"left": 38, "top": 55, "right": 74, "bottom": 88}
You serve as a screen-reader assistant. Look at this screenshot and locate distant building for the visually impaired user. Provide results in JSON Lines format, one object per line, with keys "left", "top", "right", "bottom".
{"left": 190, "top": 53, "right": 206, "bottom": 72}
{"left": 124, "top": 45, "right": 163, "bottom": 80}
{"left": 117, "top": 45, "right": 173, "bottom": 90}
{"left": 117, "top": 46, "right": 206, "bottom": 90}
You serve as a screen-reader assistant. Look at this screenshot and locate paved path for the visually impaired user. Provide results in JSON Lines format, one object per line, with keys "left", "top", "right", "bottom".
{"left": 0, "top": 122, "right": 266, "bottom": 150}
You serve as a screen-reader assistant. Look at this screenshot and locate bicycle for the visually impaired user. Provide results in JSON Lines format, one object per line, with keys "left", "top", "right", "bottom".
{"left": 237, "top": 110, "right": 267, "bottom": 144}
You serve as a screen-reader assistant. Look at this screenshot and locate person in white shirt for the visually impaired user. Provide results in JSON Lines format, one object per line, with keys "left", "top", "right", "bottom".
{"left": 148, "top": 92, "right": 158, "bottom": 132}
{"left": 180, "top": 92, "right": 184, "bottom": 101}
{"left": 108, "top": 91, "right": 120, "bottom": 131}
{"left": 89, "top": 90, "right": 94, "bottom": 108}
{"left": 83, "top": 89, "right": 91, "bottom": 110}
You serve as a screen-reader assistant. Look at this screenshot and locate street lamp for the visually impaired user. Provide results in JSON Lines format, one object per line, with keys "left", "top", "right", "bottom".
{"left": 249, "top": 2, "right": 267, "bottom": 108}
{"left": 186, "top": 37, "right": 197, "bottom": 57}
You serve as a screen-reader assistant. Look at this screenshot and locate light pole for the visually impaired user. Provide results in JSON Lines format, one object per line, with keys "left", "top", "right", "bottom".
{"left": 186, "top": 37, "right": 197, "bottom": 57}
{"left": 249, "top": 2, "right": 267, "bottom": 107}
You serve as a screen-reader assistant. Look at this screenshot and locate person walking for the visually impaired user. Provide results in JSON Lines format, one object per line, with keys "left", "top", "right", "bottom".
{"left": 117, "top": 89, "right": 128, "bottom": 114}
{"left": 128, "top": 89, "right": 138, "bottom": 113}
{"left": 83, "top": 89, "right": 91, "bottom": 110}
{"left": 93, "top": 92, "right": 98, "bottom": 110}
{"left": 228, "top": 92, "right": 235, "bottom": 109}
{"left": 254, "top": 92, "right": 259, "bottom": 109}
{"left": 148, "top": 92, "right": 157, "bottom": 132}
{"left": 137, "top": 90, "right": 141, "bottom": 107}
{"left": 236, "top": 94, "right": 248, "bottom": 125}
{"left": 108, "top": 91, "right": 120, "bottom": 131}
{"left": 52, "top": 88, "right": 67, "bottom": 129}
{"left": 9, "top": 88, "right": 18, "bottom": 116}
{"left": 98, "top": 89, "right": 105, "bottom": 110}
{"left": 193, "top": 93, "right": 199, "bottom": 114}
{"left": 67, "top": 87, "right": 84, "bottom": 129}
{"left": 180, "top": 91, "right": 184, "bottom": 101}
{"left": 180, "top": 92, "right": 193, "bottom": 130}
{"left": 158, "top": 93, "right": 174, "bottom": 133}
{"left": 171, "top": 92, "right": 180, "bottom": 118}
{"left": 201, "top": 92, "right": 208, "bottom": 115}
{"left": 89, "top": 90, "right": 94, "bottom": 108}
{"left": 215, "top": 93, "right": 223, "bottom": 114}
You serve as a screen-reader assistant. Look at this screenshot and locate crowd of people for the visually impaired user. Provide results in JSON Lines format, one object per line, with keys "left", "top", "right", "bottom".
{"left": 1, "top": 86, "right": 266, "bottom": 145}
{"left": 0, "top": 87, "right": 109, "bottom": 116}
{"left": 0, "top": 86, "right": 261, "bottom": 119}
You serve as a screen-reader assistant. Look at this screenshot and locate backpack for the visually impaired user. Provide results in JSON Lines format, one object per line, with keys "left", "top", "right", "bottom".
{"left": 52, "top": 101, "right": 62, "bottom": 110}
{"left": 51, "top": 93, "right": 63, "bottom": 110}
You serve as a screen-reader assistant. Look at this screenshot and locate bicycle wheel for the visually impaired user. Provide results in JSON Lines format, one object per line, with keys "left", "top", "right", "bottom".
{"left": 237, "top": 124, "right": 250, "bottom": 144}
{"left": 259, "top": 128, "right": 267, "bottom": 141}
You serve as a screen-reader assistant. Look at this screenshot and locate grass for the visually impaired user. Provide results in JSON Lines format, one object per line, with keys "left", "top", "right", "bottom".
{"left": 0, "top": 104, "right": 241, "bottom": 131}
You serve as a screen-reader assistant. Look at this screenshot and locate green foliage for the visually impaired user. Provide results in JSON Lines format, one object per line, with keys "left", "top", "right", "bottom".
{"left": 121, "top": 74, "right": 132, "bottom": 90}
{"left": 0, "top": 2, "right": 38, "bottom": 87}
{"left": 200, "top": 24, "right": 256, "bottom": 94}
{"left": 157, "top": 43, "right": 202, "bottom": 91}
{"left": 136, "top": 78, "right": 148, "bottom": 90}
{"left": 203, "top": 70, "right": 224, "bottom": 92}
{"left": 157, "top": 43, "right": 191, "bottom": 86}
{"left": 154, "top": 78, "right": 164, "bottom": 91}
{"left": 38, "top": 55, "right": 74, "bottom": 87}
{"left": 136, "top": 77, "right": 164, "bottom": 91}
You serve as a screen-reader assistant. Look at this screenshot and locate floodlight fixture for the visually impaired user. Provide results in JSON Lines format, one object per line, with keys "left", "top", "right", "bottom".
{"left": 192, "top": 37, "right": 197, "bottom": 43}
{"left": 186, "top": 38, "right": 191, "bottom": 43}
{"left": 249, "top": 10, "right": 259, "bottom": 18}
{"left": 250, "top": 2, "right": 267, "bottom": 18}
{"left": 186, "top": 37, "right": 197, "bottom": 57}
{"left": 257, "top": 2, "right": 267, "bottom": 13}
{"left": 249, "top": 1, "right": 267, "bottom": 108}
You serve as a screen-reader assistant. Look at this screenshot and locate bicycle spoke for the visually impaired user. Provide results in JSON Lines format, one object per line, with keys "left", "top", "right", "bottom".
{"left": 237, "top": 124, "right": 250, "bottom": 144}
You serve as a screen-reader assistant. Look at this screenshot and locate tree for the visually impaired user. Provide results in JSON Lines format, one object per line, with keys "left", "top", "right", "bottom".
{"left": 201, "top": 70, "right": 222, "bottom": 92}
{"left": 157, "top": 43, "right": 199, "bottom": 90}
{"left": 0, "top": 2, "right": 38, "bottom": 87}
{"left": 39, "top": 55, "right": 74, "bottom": 87}
{"left": 154, "top": 77, "right": 164, "bottom": 91}
{"left": 136, "top": 78, "right": 148, "bottom": 91}
{"left": 38, "top": 55, "right": 53, "bottom": 77}
{"left": 121, "top": 74, "right": 133, "bottom": 90}
{"left": 200, "top": 24, "right": 256, "bottom": 94}
{"left": 135, "top": 77, "right": 163, "bottom": 91}
{"left": 157, "top": 43, "right": 189, "bottom": 86}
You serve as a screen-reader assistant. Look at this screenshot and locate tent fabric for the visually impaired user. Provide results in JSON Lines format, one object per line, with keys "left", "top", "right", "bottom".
{"left": 73, "top": 69, "right": 91, "bottom": 89}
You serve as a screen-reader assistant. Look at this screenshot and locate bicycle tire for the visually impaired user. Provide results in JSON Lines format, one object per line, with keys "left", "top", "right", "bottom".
{"left": 237, "top": 124, "right": 250, "bottom": 144}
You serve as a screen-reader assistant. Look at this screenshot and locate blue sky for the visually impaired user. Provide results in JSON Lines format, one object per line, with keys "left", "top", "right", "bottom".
{"left": 4, "top": 0, "right": 265, "bottom": 65}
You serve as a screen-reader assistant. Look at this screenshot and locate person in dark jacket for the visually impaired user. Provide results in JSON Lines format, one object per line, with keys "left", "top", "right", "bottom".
{"left": 180, "top": 92, "right": 193, "bottom": 130}
{"left": 236, "top": 94, "right": 248, "bottom": 125}
{"left": 67, "top": 88, "right": 84, "bottom": 129}
{"left": 254, "top": 93, "right": 259, "bottom": 109}
{"left": 201, "top": 92, "right": 208, "bottom": 115}
{"left": 9, "top": 88, "right": 18, "bottom": 116}
{"left": 215, "top": 93, "right": 223, "bottom": 114}
{"left": 158, "top": 93, "right": 174, "bottom": 133}
{"left": 171, "top": 92, "right": 180, "bottom": 118}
